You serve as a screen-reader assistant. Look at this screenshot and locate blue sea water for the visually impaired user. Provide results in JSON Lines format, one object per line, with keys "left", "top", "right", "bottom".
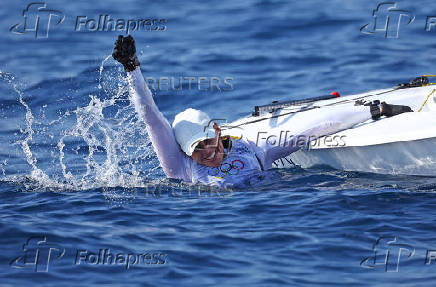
{"left": 2, "top": 0, "right": 436, "bottom": 286}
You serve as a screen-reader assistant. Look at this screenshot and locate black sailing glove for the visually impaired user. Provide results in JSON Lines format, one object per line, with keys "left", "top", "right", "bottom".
{"left": 369, "top": 100, "right": 381, "bottom": 120}
{"left": 380, "top": 102, "right": 413, "bottom": 117}
{"left": 370, "top": 100, "right": 413, "bottom": 120}
{"left": 112, "top": 35, "right": 140, "bottom": 72}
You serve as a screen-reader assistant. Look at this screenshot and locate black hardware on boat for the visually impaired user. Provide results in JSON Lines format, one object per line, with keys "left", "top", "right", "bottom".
{"left": 252, "top": 94, "right": 339, "bottom": 116}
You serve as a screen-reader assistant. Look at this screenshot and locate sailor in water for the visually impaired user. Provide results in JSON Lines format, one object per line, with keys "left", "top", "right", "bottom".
{"left": 112, "top": 35, "right": 412, "bottom": 187}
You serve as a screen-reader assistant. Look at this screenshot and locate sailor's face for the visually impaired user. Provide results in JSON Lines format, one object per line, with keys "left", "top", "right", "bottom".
{"left": 191, "top": 123, "right": 225, "bottom": 167}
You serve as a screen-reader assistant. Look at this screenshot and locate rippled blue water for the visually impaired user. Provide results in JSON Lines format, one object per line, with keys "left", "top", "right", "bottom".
{"left": 2, "top": 0, "right": 436, "bottom": 286}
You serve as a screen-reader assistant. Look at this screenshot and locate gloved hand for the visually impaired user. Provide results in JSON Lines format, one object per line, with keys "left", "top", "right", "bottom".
{"left": 112, "top": 35, "right": 140, "bottom": 72}
{"left": 380, "top": 101, "right": 413, "bottom": 117}
{"left": 369, "top": 100, "right": 381, "bottom": 120}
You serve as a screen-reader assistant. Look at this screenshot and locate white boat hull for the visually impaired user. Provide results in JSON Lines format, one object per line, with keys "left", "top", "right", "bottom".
{"left": 230, "top": 85, "right": 436, "bottom": 176}
{"left": 286, "top": 137, "right": 436, "bottom": 176}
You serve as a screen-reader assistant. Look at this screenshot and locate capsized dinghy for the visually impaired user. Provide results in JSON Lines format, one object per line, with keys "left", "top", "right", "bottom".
{"left": 226, "top": 76, "right": 436, "bottom": 176}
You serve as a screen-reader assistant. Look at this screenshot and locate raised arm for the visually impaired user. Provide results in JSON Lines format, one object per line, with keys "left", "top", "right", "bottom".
{"left": 112, "top": 35, "right": 190, "bottom": 181}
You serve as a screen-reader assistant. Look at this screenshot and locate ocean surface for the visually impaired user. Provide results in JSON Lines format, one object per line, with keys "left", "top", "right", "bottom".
{"left": 2, "top": 0, "right": 436, "bottom": 286}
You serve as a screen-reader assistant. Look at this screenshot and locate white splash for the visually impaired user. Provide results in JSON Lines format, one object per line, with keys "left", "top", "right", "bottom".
{"left": 0, "top": 56, "right": 163, "bottom": 194}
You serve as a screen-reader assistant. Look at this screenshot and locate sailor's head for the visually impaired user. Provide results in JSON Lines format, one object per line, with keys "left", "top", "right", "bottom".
{"left": 172, "top": 108, "right": 225, "bottom": 167}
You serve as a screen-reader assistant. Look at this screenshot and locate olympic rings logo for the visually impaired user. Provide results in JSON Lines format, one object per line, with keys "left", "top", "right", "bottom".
{"left": 208, "top": 159, "right": 245, "bottom": 179}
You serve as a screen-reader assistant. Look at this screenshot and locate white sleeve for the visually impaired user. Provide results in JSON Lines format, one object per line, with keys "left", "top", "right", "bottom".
{"left": 127, "top": 67, "right": 192, "bottom": 181}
